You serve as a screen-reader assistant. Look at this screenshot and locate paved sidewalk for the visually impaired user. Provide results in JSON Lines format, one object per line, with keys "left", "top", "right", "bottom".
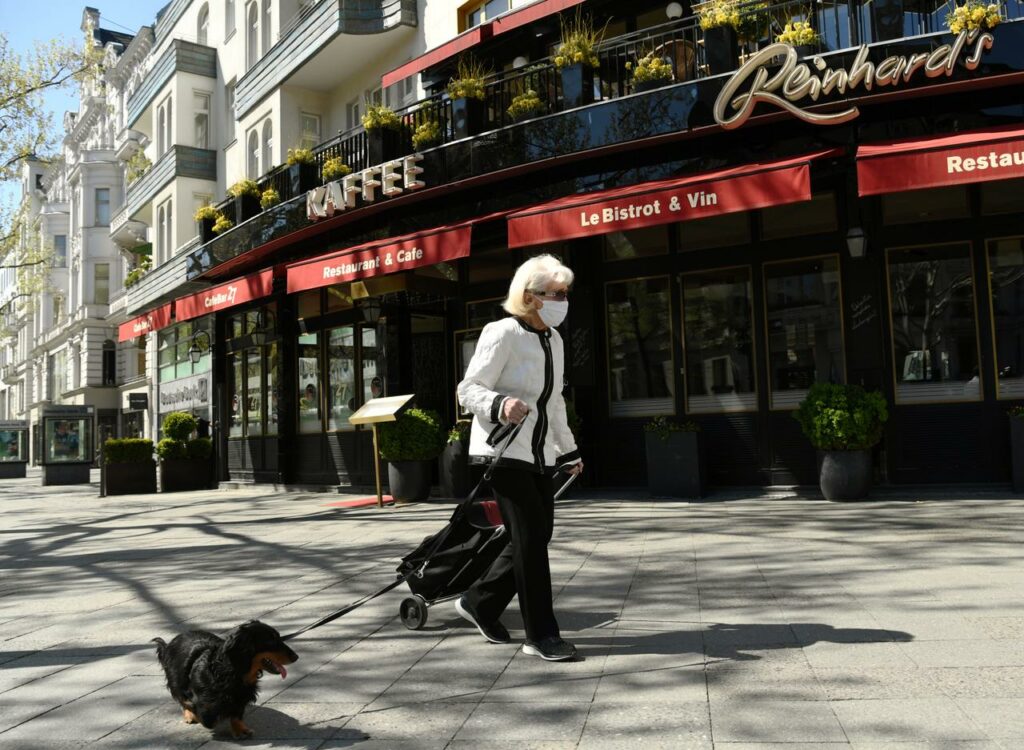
{"left": 2, "top": 469, "right": 1024, "bottom": 749}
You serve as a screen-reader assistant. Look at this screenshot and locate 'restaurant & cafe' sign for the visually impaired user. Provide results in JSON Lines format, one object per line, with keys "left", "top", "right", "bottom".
{"left": 715, "top": 29, "right": 995, "bottom": 130}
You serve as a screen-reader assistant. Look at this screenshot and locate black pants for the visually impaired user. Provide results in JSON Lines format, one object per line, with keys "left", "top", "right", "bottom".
{"left": 462, "top": 467, "right": 560, "bottom": 643}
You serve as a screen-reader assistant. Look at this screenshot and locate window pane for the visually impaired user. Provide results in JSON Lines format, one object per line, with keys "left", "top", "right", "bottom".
{"left": 229, "top": 353, "right": 244, "bottom": 436}
{"left": 882, "top": 186, "right": 969, "bottom": 225}
{"left": 95, "top": 188, "right": 110, "bottom": 226}
{"left": 362, "top": 326, "right": 383, "bottom": 404}
{"left": 194, "top": 93, "right": 210, "bottom": 149}
{"left": 298, "top": 332, "right": 320, "bottom": 433}
{"left": 327, "top": 326, "right": 356, "bottom": 431}
{"left": 94, "top": 263, "right": 110, "bottom": 304}
{"left": 981, "top": 177, "right": 1024, "bottom": 215}
{"left": 678, "top": 213, "right": 751, "bottom": 252}
{"left": 467, "top": 298, "right": 505, "bottom": 327}
{"left": 44, "top": 419, "right": 88, "bottom": 462}
{"left": 606, "top": 277, "right": 674, "bottom": 417}
{"left": 266, "top": 342, "right": 279, "bottom": 434}
{"left": 682, "top": 267, "right": 757, "bottom": 413}
{"left": 764, "top": 256, "right": 845, "bottom": 409}
{"left": 888, "top": 243, "right": 980, "bottom": 403}
{"left": 53, "top": 235, "right": 67, "bottom": 267}
{"left": 246, "top": 349, "right": 263, "bottom": 436}
{"left": 761, "top": 192, "right": 837, "bottom": 239}
{"left": 989, "top": 238, "right": 1024, "bottom": 399}
{"left": 603, "top": 227, "right": 668, "bottom": 261}
{"left": 484, "top": 0, "right": 508, "bottom": 18}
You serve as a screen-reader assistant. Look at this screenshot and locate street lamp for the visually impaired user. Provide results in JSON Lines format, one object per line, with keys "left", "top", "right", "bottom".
{"left": 187, "top": 330, "right": 212, "bottom": 365}
{"left": 846, "top": 226, "right": 867, "bottom": 259}
{"left": 361, "top": 298, "right": 382, "bottom": 324}
{"left": 666, "top": 2, "right": 684, "bottom": 19}
{"left": 250, "top": 308, "right": 277, "bottom": 346}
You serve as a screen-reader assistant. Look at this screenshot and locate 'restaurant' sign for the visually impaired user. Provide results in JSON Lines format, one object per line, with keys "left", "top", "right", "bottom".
{"left": 507, "top": 162, "right": 813, "bottom": 247}
{"left": 287, "top": 225, "right": 471, "bottom": 293}
{"left": 175, "top": 268, "right": 274, "bottom": 321}
{"left": 118, "top": 303, "right": 172, "bottom": 342}
{"left": 306, "top": 155, "right": 425, "bottom": 221}
{"left": 715, "top": 29, "right": 995, "bottom": 130}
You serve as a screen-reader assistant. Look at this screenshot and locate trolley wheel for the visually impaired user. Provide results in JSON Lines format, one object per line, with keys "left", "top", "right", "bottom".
{"left": 399, "top": 595, "right": 429, "bottom": 630}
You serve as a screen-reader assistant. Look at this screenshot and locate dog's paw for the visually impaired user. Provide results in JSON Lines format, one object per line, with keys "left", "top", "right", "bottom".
{"left": 182, "top": 708, "right": 199, "bottom": 724}
{"left": 229, "top": 718, "right": 253, "bottom": 739}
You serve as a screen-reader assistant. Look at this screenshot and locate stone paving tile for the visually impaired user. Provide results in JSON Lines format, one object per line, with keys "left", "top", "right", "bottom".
{"left": 594, "top": 662, "right": 706, "bottom": 703}
{"left": 813, "top": 667, "right": 949, "bottom": 700}
{"left": 576, "top": 700, "right": 711, "bottom": 749}
{"left": 953, "top": 698, "right": 1024, "bottom": 739}
{"left": 847, "top": 743, "right": 1002, "bottom": 750}
{"left": 802, "top": 641, "right": 920, "bottom": 669}
{"left": 710, "top": 700, "right": 847, "bottom": 744}
{"left": 928, "top": 667, "right": 1024, "bottom": 698}
{"left": 343, "top": 702, "right": 476, "bottom": 740}
{"left": 453, "top": 701, "right": 590, "bottom": 742}
{"left": 716, "top": 744, "right": 852, "bottom": 749}
{"left": 707, "top": 665, "right": 828, "bottom": 702}
{"left": 446, "top": 742, "right": 577, "bottom": 749}
{"left": 900, "top": 639, "right": 1024, "bottom": 668}
{"left": 831, "top": 698, "right": 989, "bottom": 743}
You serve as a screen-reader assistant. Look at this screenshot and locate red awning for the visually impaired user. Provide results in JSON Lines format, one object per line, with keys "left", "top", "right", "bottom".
{"left": 507, "top": 150, "right": 841, "bottom": 248}
{"left": 287, "top": 224, "right": 472, "bottom": 294}
{"left": 117, "top": 303, "right": 173, "bottom": 343}
{"left": 175, "top": 268, "right": 274, "bottom": 322}
{"left": 381, "top": 0, "right": 585, "bottom": 88}
{"left": 856, "top": 124, "right": 1024, "bottom": 196}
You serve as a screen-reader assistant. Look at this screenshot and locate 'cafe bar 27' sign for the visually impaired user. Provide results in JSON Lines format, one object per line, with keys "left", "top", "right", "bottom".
{"left": 306, "top": 155, "right": 425, "bottom": 221}
{"left": 715, "top": 29, "right": 995, "bottom": 130}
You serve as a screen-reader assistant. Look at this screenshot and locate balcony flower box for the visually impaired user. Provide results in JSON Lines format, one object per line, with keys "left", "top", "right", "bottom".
{"left": 197, "top": 217, "right": 216, "bottom": 244}
{"left": 559, "top": 63, "right": 595, "bottom": 109}
{"left": 704, "top": 26, "right": 739, "bottom": 76}
{"left": 234, "top": 194, "right": 261, "bottom": 225}
{"left": 643, "top": 418, "right": 706, "bottom": 498}
{"left": 289, "top": 162, "right": 318, "bottom": 194}
{"left": 367, "top": 128, "right": 403, "bottom": 165}
{"left": 451, "top": 97, "right": 487, "bottom": 140}
{"left": 103, "top": 438, "right": 156, "bottom": 495}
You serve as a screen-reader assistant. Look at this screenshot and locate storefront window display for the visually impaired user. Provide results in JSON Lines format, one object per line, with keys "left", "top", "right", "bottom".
{"left": 225, "top": 306, "right": 279, "bottom": 437}
{"left": 605, "top": 277, "right": 674, "bottom": 417}
{"left": 245, "top": 349, "right": 263, "bottom": 436}
{"left": 327, "top": 326, "right": 357, "bottom": 431}
{"left": 681, "top": 267, "right": 757, "bottom": 413}
{"left": 298, "top": 332, "right": 321, "bottom": 434}
{"left": 43, "top": 418, "right": 91, "bottom": 462}
{"left": 764, "top": 256, "right": 845, "bottom": 409}
{"left": 0, "top": 428, "right": 27, "bottom": 462}
{"left": 230, "top": 354, "right": 244, "bottom": 437}
{"left": 158, "top": 321, "right": 212, "bottom": 383}
{"left": 886, "top": 242, "right": 981, "bottom": 404}
{"left": 988, "top": 237, "right": 1024, "bottom": 399}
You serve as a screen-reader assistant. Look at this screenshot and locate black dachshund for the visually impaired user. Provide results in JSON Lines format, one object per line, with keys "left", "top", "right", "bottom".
{"left": 153, "top": 620, "right": 298, "bottom": 739}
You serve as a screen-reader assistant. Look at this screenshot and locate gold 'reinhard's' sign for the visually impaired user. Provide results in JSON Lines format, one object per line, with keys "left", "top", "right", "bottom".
{"left": 714, "top": 29, "right": 995, "bottom": 130}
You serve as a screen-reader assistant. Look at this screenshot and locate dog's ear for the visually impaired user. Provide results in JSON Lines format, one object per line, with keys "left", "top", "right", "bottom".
{"left": 223, "top": 622, "right": 258, "bottom": 672}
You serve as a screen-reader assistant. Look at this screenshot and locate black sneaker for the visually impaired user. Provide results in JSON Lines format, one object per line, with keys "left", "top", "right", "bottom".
{"left": 455, "top": 597, "right": 511, "bottom": 644}
{"left": 522, "top": 636, "right": 577, "bottom": 661}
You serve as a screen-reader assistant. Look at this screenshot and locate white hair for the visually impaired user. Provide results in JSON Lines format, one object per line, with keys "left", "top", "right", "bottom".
{"left": 503, "top": 254, "right": 575, "bottom": 317}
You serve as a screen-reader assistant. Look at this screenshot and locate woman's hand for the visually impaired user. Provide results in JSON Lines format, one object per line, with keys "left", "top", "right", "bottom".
{"left": 502, "top": 398, "right": 530, "bottom": 424}
{"left": 566, "top": 461, "right": 584, "bottom": 476}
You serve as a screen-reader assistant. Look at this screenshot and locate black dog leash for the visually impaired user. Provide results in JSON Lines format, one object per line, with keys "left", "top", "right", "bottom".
{"left": 281, "top": 422, "right": 528, "bottom": 642}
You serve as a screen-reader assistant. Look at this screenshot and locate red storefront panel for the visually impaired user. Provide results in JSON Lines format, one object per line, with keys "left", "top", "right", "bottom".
{"left": 175, "top": 268, "right": 274, "bottom": 322}
{"left": 507, "top": 151, "right": 838, "bottom": 247}
{"left": 117, "top": 303, "right": 173, "bottom": 342}
{"left": 857, "top": 124, "right": 1024, "bottom": 196}
{"left": 287, "top": 225, "right": 471, "bottom": 293}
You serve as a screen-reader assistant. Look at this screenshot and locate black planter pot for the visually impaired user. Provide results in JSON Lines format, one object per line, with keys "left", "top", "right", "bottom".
{"left": 704, "top": 26, "right": 739, "bottom": 76}
{"left": 0, "top": 461, "right": 26, "bottom": 478}
{"left": 388, "top": 460, "right": 432, "bottom": 503}
{"left": 233, "top": 194, "right": 261, "bottom": 225}
{"left": 644, "top": 431, "right": 706, "bottom": 498}
{"left": 560, "top": 64, "right": 595, "bottom": 110}
{"left": 634, "top": 78, "right": 671, "bottom": 94}
{"left": 288, "top": 163, "right": 318, "bottom": 194}
{"left": 451, "top": 97, "right": 486, "bottom": 140}
{"left": 197, "top": 217, "right": 216, "bottom": 245}
{"left": 794, "top": 44, "right": 815, "bottom": 59}
{"left": 367, "top": 128, "right": 403, "bottom": 165}
{"left": 439, "top": 441, "right": 474, "bottom": 499}
{"left": 817, "top": 450, "right": 872, "bottom": 501}
{"left": 106, "top": 461, "right": 157, "bottom": 495}
{"left": 1011, "top": 417, "right": 1024, "bottom": 493}
{"left": 161, "top": 458, "right": 213, "bottom": 492}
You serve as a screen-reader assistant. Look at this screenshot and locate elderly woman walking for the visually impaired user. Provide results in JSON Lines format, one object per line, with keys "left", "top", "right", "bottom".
{"left": 455, "top": 254, "right": 583, "bottom": 661}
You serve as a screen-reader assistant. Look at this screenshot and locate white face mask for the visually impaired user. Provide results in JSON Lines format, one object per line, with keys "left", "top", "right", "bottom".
{"left": 537, "top": 299, "right": 569, "bottom": 328}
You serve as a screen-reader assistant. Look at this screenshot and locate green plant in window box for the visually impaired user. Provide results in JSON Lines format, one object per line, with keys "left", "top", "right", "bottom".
{"left": 411, "top": 119, "right": 442, "bottom": 150}
{"left": 322, "top": 156, "right": 352, "bottom": 182}
{"left": 155, "top": 437, "right": 188, "bottom": 460}
{"left": 212, "top": 213, "right": 234, "bottom": 234}
{"left": 642, "top": 415, "right": 699, "bottom": 441}
{"left": 553, "top": 11, "right": 604, "bottom": 69}
{"left": 446, "top": 419, "right": 471, "bottom": 445}
{"left": 193, "top": 204, "right": 220, "bottom": 222}
{"left": 260, "top": 187, "right": 280, "bottom": 209}
{"left": 158, "top": 412, "right": 212, "bottom": 492}
{"left": 775, "top": 19, "right": 820, "bottom": 46}
{"left": 441, "top": 418, "right": 473, "bottom": 499}
{"left": 286, "top": 147, "right": 315, "bottom": 166}
{"left": 642, "top": 416, "right": 705, "bottom": 497}
{"left": 507, "top": 90, "right": 545, "bottom": 121}
{"left": 163, "top": 411, "right": 198, "bottom": 441}
{"left": 104, "top": 438, "right": 154, "bottom": 464}
{"left": 447, "top": 56, "right": 490, "bottom": 100}
{"left": 361, "top": 103, "right": 403, "bottom": 131}
{"left": 187, "top": 437, "right": 212, "bottom": 460}
{"left": 626, "top": 50, "right": 673, "bottom": 89}
{"left": 104, "top": 438, "right": 156, "bottom": 494}
{"left": 380, "top": 408, "right": 445, "bottom": 502}
{"left": 226, "top": 179, "right": 260, "bottom": 199}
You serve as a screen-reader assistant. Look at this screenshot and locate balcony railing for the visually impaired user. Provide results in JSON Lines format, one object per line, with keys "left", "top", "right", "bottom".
{"left": 192, "top": 0, "right": 1024, "bottom": 277}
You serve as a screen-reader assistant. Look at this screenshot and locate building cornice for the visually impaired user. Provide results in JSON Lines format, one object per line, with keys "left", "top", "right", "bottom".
{"left": 105, "top": 26, "right": 154, "bottom": 88}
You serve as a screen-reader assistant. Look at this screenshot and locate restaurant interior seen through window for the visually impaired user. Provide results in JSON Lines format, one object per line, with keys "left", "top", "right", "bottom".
{"left": 606, "top": 276, "right": 674, "bottom": 417}
{"left": 988, "top": 236, "right": 1024, "bottom": 399}
{"left": 226, "top": 305, "right": 279, "bottom": 438}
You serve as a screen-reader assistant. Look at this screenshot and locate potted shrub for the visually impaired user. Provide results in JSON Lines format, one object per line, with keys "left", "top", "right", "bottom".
{"left": 227, "top": 179, "right": 261, "bottom": 225}
{"left": 104, "top": 437, "right": 156, "bottom": 495}
{"left": 212, "top": 212, "right": 234, "bottom": 235}
{"left": 194, "top": 203, "right": 220, "bottom": 244}
{"left": 260, "top": 187, "right": 280, "bottom": 210}
{"left": 507, "top": 89, "right": 545, "bottom": 123}
{"left": 158, "top": 411, "right": 214, "bottom": 492}
{"left": 286, "top": 147, "right": 318, "bottom": 194}
{"left": 793, "top": 383, "right": 889, "bottom": 501}
{"left": 439, "top": 420, "right": 473, "bottom": 499}
{"left": 643, "top": 416, "right": 706, "bottom": 498}
{"left": 776, "top": 19, "right": 820, "bottom": 58}
{"left": 322, "top": 156, "right": 352, "bottom": 183}
{"left": 362, "top": 103, "right": 405, "bottom": 164}
{"left": 554, "top": 12, "right": 603, "bottom": 109}
{"left": 1010, "top": 405, "right": 1024, "bottom": 492}
{"left": 379, "top": 407, "right": 445, "bottom": 502}
{"left": 627, "top": 50, "right": 674, "bottom": 94}
{"left": 411, "top": 118, "right": 442, "bottom": 151}
{"left": 697, "top": 0, "right": 740, "bottom": 75}
{"left": 946, "top": 1, "right": 1002, "bottom": 34}
{"left": 448, "top": 56, "right": 489, "bottom": 139}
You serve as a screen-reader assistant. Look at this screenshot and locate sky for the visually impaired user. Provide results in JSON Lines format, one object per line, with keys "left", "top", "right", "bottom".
{"left": 1, "top": 0, "right": 160, "bottom": 207}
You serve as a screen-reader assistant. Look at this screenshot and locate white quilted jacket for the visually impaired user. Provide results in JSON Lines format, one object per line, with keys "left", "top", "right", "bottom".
{"left": 457, "top": 317, "right": 580, "bottom": 473}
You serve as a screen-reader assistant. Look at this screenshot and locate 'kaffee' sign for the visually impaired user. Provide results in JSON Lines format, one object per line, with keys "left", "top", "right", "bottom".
{"left": 715, "top": 29, "right": 995, "bottom": 130}
{"left": 307, "top": 155, "right": 425, "bottom": 221}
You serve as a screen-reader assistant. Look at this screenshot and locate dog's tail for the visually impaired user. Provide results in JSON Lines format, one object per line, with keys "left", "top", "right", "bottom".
{"left": 151, "top": 637, "right": 167, "bottom": 664}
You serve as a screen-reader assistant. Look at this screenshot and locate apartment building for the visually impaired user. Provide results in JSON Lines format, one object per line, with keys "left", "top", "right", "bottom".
{"left": 12, "top": 0, "right": 1024, "bottom": 486}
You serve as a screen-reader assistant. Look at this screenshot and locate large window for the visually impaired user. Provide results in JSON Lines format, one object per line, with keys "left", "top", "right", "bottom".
{"left": 462, "top": 0, "right": 509, "bottom": 29}
{"left": 194, "top": 92, "right": 210, "bottom": 149}
{"left": 157, "top": 321, "right": 212, "bottom": 383}
{"left": 887, "top": 243, "right": 981, "bottom": 403}
{"left": 94, "top": 263, "right": 110, "bottom": 304}
{"left": 226, "top": 80, "right": 236, "bottom": 142}
{"left": 261, "top": 119, "right": 273, "bottom": 174}
{"left": 247, "top": 130, "right": 259, "bottom": 178}
{"left": 94, "top": 188, "right": 110, "bottom": 226}
{"left": 261, "top": 0, "right": 271, "bottom": 55}
{"left": 300, "top": 112, "right": 321, "bottom": 149}
{"left": 682, "top": 267, "right": 757, "bottom": 413}
{"left": 298, "top": 332, "right": 320, "bottom": 434}
{"left": 606, "top": 277, "right": 674, "bottom": 417}
{"left": 157, "top": 96, "right": 172, "bottom": 155}
{"left": 53, "top": 235, "right": 67, "bottom": 268}
{"left": 197, "top": 3, "right": 209, "bottom": 45}
{"left": 988, "top": 237, "right": 1024, "bottom": 399}
{"left": 764, "top": 256, "right": 845, "bottom": 409}
{"left": 226, "top": 0, "right": 236, "bottom": 37}
{"left": 327, "top": 326, "right": 356, "bottom": 431}
{"left": 246, "top": 1, "right": 258, "bottom": 69}
{"left": 227, "top": 309, "right": 278, "bottom": 437}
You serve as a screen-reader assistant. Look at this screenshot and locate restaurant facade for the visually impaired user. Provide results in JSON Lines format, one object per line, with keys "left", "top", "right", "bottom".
{"left": 120, "top": 4, "right": 1024, "bottom": 489}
